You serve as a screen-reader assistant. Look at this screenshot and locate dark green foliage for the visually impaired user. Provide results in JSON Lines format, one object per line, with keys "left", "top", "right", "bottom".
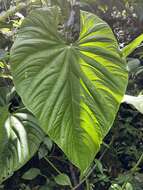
{"left": 0, "top": 0, "right": 143, "bottom": 190}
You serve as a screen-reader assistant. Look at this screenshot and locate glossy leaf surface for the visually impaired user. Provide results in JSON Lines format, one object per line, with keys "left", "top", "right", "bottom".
{"left": 0, "top": 110, "right": 45, "bottom": 183}
{"left": 0, "top": 87, "right": 45, "bottom": 183}
{"left": 122, "top": 34, "right": 143, "bottom": 57}
{"left": 11, "top": 8, "right": 128, "bottom": 172}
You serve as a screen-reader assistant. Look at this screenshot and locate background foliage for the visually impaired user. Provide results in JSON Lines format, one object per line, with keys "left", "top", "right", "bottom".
{"left": 0, "top": 0, "right": 143, "bottom": 190}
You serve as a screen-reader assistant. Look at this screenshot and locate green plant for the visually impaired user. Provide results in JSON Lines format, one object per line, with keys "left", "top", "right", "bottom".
{"left": 0, "top": 86, "right": 45, "bottom": 182}
{"left": 10, "top": 3, "right": 127, "bottom": 174}
{"left": 2, "top": 0, "right": 143, "bottom": 188}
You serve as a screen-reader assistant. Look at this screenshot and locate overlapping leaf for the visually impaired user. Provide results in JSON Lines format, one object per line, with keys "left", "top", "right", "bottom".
{"left": 0, "top": 87, "right": 45, "bottom": 183}
{"left": 122, "top": 34, "right": 143, "bottom": 57}
{"left": 11, "top": 8, "right": 128, "bottom": 173}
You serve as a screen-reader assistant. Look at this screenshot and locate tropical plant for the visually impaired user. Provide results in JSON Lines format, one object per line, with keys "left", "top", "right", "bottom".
{"left": 10, "top": 1, "right": 128, "bottom": 175}
{"left": 1, "top": 0, "right": 143, "bottom": 189}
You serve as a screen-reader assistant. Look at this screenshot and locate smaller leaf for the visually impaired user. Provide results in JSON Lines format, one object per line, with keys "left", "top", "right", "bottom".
{"left": 122, "top": 34, "right": 143, "bottom": 57}
{"left": 125, "top": 182, "right": 133, "bottom": 190}
{"left": 38, "top": 137, "right": 53, "bottom": 159}
{"left": 22, "top": 168, "right": 41, "bottom": 180}
{"left": 54, "top": 174, "right": 71, "bottom": 187}
{"left": 44, "top": 137, "right": 53, "bottom": 151}
{"left": 122, "top": 95, "right": 143, "bottom": 114}
{"left": 110, "top": 184, "right": 122, "bottom": 190}
{"left": 25, "top": 186, "right": 31, "bottom": 190}
{"left": 0, "top": 61, "right": 4, "bottom": 68}
{"left": 39, "top": 185, "right": 51, "bottom": 190}
{"left": 38, "top": 145, "right": 48, "bottom": 159}
{"left": 127, "top": 58, "right": 140, "bottom": 72}
{"left": 95, "top": 159, "right": 103, "bottom": 174}
{"left": 134, "top": 66, "right": 143, "bottom": 77}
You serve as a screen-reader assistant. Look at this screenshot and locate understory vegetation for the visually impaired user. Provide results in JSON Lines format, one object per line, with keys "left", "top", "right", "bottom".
{"left": 0, "top": 0, "right": 143, "bottom": 190}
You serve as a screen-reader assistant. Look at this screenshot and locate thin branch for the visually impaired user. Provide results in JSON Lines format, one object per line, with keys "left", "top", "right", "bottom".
{"left": 72, "top": 138, "right": 114, "bottom": 190}
{"left": 131, "top": 153, "right": 143, "bottom": 173}
{"left": 121, "top": 153, "right": 143, "bottom": 189}
{"left": 44, "top": 156, "right": 62, "bottom": 175}
{"left": 70, "top": 164, "right": 78, "bottom": 187}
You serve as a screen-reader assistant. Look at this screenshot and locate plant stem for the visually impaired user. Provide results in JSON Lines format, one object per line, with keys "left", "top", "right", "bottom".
{"left": 122, "top": 182, "right": 127, "bottom": 190}
{"left": 65, "top": 0, "right": 80, "bottom": 43}
{"left": 44, "top": 156, "right": 62, "bottom": 175}
{"left": 45, "top": 156, "right": 74, "bottom": 189}
{"left": 72, "top": 150, "right": 105, "bottom": 190}
{"left": 70, "top": 164, "right": 78, "bottom": 187}
{"left": 72, "top": 138, "right": 114, "bottom": 190}
{"left": 131, "top": 153, "right": 143, "bottom": 173}
{"left": 121, "top": 153, "right": 143, "bottom": 190}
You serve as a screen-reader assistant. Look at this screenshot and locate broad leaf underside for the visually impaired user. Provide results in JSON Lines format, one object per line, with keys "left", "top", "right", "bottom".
{"left": 0, "top": 88, "right": 45, "bottom": 183}
{"left": 11, "top": 9, "right": 128, "bottom": 172}
{"left": 0, "top": 111, "right": 44, "bottom": 183}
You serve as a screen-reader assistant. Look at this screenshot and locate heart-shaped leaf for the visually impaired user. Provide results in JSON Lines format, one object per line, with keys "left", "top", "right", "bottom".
{"left": 11, "top": 8, "right": 128, "bottom": 173}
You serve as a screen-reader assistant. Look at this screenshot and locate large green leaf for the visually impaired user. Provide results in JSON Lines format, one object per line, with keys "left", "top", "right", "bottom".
{"left": 10, "top": 8, "right": 128, "bottom": 173}
{"left": 0, "top": 87, "right": 45, "bottom": 183}
{"left": 0, "top": 109, "right": 45, "bottom": 183}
